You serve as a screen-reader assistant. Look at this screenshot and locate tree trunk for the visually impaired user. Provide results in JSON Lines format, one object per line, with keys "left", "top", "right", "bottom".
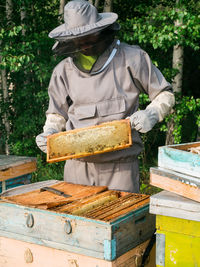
{"left": 6, "top": 0, "right": 13, "bottom": 23}
{"left": 94, "top": 0, "right": 100, "bottom": 8}
{"left": 20, "top": 3, "right": 26, "bottom": 36}
{"left": 172, "top": 23, "right": 184, "bottom": 93}
{"left": 0, "top": 63, "right": 10, "bottom": 155}
{"left": 59, "top": 0, "right": 65, "bottom": 23}
{"left": 103, "top": 0, "right": 113, "bottom": 12}
{"left": 165, "top": 1, "right": 184, "bottom": 145}
{"left": 0, "top": 0, "right": 13, "bottom": 154}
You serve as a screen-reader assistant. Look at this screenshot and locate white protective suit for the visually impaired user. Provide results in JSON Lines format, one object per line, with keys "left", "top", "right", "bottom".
{"left": 39, "top": 39, "right": 175, "bottom": 192}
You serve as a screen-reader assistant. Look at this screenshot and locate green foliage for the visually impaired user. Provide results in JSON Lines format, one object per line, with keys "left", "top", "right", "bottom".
{"left": 161, "top": 95, "right": 200, "bottom": 143}
{"left": 0, "top": 0, "right": 60, "bottom": 156}
{"left": 32, "top": 155, "right": 64, "bottom": 183}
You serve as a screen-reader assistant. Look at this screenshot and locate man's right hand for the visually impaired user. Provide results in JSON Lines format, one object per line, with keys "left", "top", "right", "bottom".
{"left": 36, "top": 128, "right": 58, "bottom": 153}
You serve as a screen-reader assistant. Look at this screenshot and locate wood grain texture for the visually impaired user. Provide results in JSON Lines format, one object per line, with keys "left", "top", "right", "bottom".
{"left": 150, "top": 170, "right": 200, "bottom": 202}
{"left": 0, "top": 180, "right": 60, "bottom": 197}
{"left": 0, "top": 155, "right": 36, "bottom": 171}
{"left": 0, "top": 182, "right": 155, "bottom": 260}
{"left": 47, "top": 119, "right": 132, "bottom": 163}
{"left": 0, "top": 202, "right": 154, "bottom": 260}
{"left": 150, "top": 190, "right": 200, "bottom": 222}
{"left": 158, "top": 142, "right": 200, "bottom": 178}
{"left": 2, "top": 182, "right": 108, "bottom": 208}
{"left": 0, "top": 174, "right": 31, "bottom": 193}
{"left": 0, "top": 161, "right": 37, "bottom": 181}
{"left": 0, "top": 236, "right": 155, "bottom": 267}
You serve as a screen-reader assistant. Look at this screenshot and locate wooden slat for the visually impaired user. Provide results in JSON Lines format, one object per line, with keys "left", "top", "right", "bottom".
{"left": 0, "top": 236, "right": 155, "bottom": 267}
{"left": 150, "top": 190, "right": 200, "bottom": 221}
{"left": 2, "top": 182, "right": 107, "bottom": 208}
{"left": 2, "top": 182, "right": 150, "bottom": 221}
{"left": 0, "top": 155, "right": 36, "bottom": 170}
{"left": 83, "top": 195, "right": 149, "bottom": 221}
{"left": 56, "top": 190, "right": 119, "bottom": 215}
{"left": 0, "top": 161, "right": 37, "bottom": 181}
{"left": 158, "top": 142, "right": 200, "bottom": 178}
{"left": 47, "top": 119, "right": 132, "bottom": 163}
{"left": 150, "top": 167, "right": 200, "bottom": 202}
{"left": 0, "top": 182, "right": 155, "bottom": 260}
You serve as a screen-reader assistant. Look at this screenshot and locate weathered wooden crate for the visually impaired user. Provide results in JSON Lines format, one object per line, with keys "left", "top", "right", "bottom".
{"left": 47, "top": 119, "right": 132, "bottom": 163}
{"left": 150, "top": 190, "right": 200, "bottom": 267}
{"left": 150, "top": 167, "right": 200, "bottom": 202}
{"left": 0, "top": 155, "right": 37, "bottom": 192}
{"left": 0, "top": 236, "right": 155, "bottom": 267}
{"left": 0, "top": 181, "right": 155, "bottom": 261}
{"left": 158, "top": 142, "right": 200, "bottom": 178}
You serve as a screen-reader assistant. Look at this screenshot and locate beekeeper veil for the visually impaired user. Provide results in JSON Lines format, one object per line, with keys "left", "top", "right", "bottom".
{"left": 49, "top": 0, "right": 120, "bottom": 56}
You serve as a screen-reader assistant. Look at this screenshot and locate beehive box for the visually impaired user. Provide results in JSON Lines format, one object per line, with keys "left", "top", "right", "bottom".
{"left": 158, "top": 142, "right": 200, "bottom": 178}
{"left": 150, "top": 191, "right": 200, "bottom": 267}
{"left": 47, "top": 119, "right": 132, "bottom": 163}
{"left": 0, "top": 236, "right": 155, "bottom": 267}
{"left": 0, "top": 155, "right": 37, "bottom": 192}
{"left": 150, "top": 167, "right": 200, "bottom": 202}
{"left": 0, "top": 181, "right": 155, "bottom": 261}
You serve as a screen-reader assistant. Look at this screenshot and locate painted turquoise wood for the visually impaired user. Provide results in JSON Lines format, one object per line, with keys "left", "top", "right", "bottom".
{"left": 0, "top": 201, "right": 155, "bottom": 260}
{"left": 104, "top": 239, "right": 116, "bottom": 260}
{"left": 0, "top": 174, "right": 31, "bottom": 193}
{"left": 158, "top": 142, "right": 200, "bottom": 178}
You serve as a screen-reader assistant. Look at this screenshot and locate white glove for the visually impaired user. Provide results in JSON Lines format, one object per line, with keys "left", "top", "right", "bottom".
{"left": 36, "top": 128, "right": 58, "bottom": 153}
{"left": 36, "top": 113, "right": 66, "bottom": 153}
{"left": 129, "top": 91, "right": 175, "bottom": 133}
{"left": 129, "top": 108, "right": 159, "bottom": 133}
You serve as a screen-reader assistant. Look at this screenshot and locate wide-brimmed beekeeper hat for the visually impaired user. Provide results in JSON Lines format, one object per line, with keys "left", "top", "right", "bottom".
{"left": 49, "top": 0, "right": 119, "bottom": 40}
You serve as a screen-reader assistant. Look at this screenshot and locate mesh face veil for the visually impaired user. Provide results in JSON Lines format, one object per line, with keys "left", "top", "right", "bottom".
{"left": 52, "top": 28, "right": 116, "bottom": 57}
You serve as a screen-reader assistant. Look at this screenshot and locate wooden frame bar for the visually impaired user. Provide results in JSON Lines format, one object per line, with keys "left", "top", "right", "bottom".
{"left": 47, "top": 120, "right": 132, "bottom": 163}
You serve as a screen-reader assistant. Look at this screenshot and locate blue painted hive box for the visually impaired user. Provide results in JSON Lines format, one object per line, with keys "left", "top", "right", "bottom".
{"left": 0, "top": 181, "right": 155, "bottom": 261}
{"left": 158, "top": 142, "right": 200, "bottom": 178}
{"left": 0, "top": 155, "right": 37, "bottom": 192}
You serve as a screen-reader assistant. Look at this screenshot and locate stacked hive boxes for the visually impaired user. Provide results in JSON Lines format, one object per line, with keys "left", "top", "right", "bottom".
{"left": 149, "top": 142, "right": 200, "bottom": 267}
{"left": 0, "top": 155, "right": 36, "bottom": 192}
{"left": 0, "top": 180, "right": 156, "bottom": 266}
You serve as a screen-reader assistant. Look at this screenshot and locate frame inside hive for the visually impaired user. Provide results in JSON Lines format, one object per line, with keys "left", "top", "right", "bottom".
{"left": 1, "top": 182, "right": 149, "bottom": 222}
{"left": 47, "top": 120, "right": 132, "bottom": 163}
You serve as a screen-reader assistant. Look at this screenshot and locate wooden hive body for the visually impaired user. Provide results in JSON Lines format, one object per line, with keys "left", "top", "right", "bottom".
{"left": 150, "top": 167, "right": 200, "bottom": 202}
{"left": 0, "top": 155, "right": 36, "bottom": 192}
{"left": 150, "top": 191, "right": 200, "bottom": 267}
{"left": 0, "top": 181, "right": 155, "bottom": 261}
{"left": 158, "top": 142, "right": 200, "bottom": 178}
{"left": 0, "top": 236, "right": 155, "bottom": 267}
{"left": 47, "top": 120, "right": 132, "bottom": 163}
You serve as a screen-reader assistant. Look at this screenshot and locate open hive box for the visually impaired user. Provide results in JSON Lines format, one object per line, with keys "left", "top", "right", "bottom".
{"left": 150, "top": 142, "right": 200, "bottom": 202}
{"left": 0, "top": 181, "right": 155, "bottom": 261}
{"left": 47, "top": 119, "right": 132, "bottom": 163}
{"left": 158, "top": 141, "right": 200, "bottom": 178}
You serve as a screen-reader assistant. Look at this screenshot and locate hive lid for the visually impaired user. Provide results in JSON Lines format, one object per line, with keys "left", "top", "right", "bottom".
{"left": 150, "top": 190, "right": 200, "bottom": 222}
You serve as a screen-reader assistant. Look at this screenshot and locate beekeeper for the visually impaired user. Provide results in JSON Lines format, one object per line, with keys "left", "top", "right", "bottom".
{"left": 36, "top": 0, "right": 175, "bottom": 193}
